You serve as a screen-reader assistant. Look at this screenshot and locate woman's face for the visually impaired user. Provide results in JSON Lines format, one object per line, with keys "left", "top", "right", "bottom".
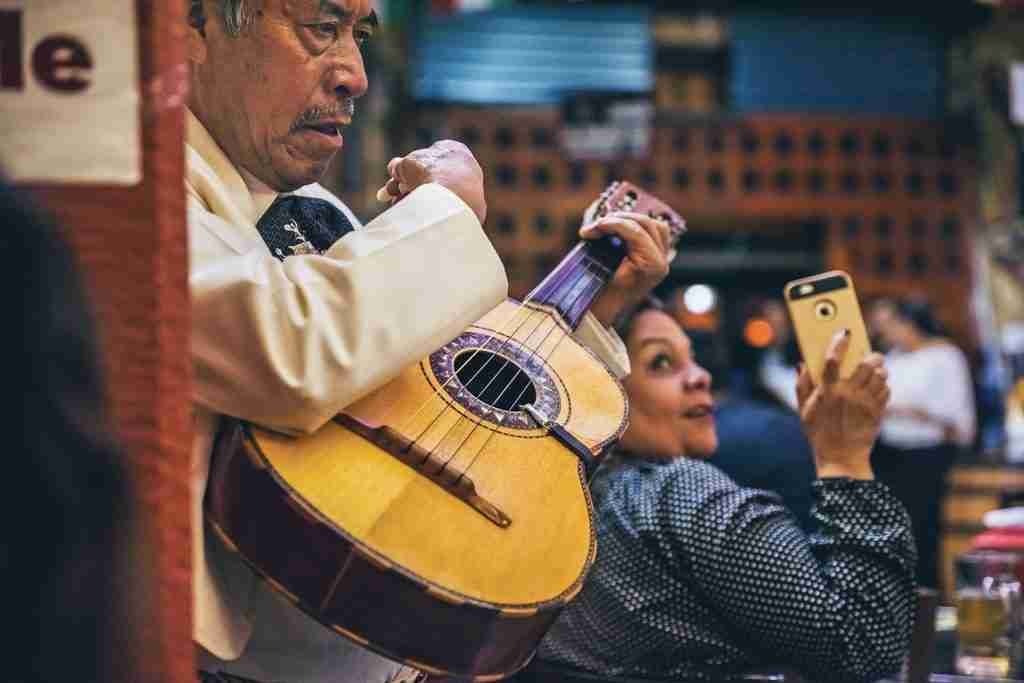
{"left": 620, "top": 310, "right": 717, "bottom": 460}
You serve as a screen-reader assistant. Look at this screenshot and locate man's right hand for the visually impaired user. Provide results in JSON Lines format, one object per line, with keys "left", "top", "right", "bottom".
{"left": 796, "top": 330, "right": 890, "bottom": 480}
{"left": 378, "top": 140, "right": 487, "bottom": 224}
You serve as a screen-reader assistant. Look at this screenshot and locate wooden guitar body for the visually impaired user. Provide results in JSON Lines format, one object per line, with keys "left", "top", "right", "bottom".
{"left": 206, "top": 181, "right": 685, "bottom": 680}
{"left": 208, "top": 300, "right": 628, "bottom": 680}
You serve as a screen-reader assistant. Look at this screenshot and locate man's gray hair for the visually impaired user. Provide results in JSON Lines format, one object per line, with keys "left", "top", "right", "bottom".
{"left": 189, "top": 0, "right": 255, "bottom": 37}
{"left": 217, "top": 0, "right": 254, "bottom": 36}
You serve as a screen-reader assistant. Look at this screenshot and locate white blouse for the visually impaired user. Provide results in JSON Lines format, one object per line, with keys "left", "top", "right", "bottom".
{"left": 879, "top": 342, "right": 976, "bottom": 450}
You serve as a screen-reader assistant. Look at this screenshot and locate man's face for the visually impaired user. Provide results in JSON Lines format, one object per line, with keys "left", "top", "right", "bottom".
{"left": 190, "top": 0, "right": 375, "bottom": 191}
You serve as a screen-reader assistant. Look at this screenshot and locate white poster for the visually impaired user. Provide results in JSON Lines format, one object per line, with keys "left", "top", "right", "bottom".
{"left": 0, "top": 0, "right": 140, "bottom": 184}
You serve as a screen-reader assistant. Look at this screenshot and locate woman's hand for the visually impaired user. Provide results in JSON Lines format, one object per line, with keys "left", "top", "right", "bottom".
{"left": 796, "top": 330, "right": 890, "bottom": 480}
{"left": 579, "top": 211, "right": 672, "bottom": 327}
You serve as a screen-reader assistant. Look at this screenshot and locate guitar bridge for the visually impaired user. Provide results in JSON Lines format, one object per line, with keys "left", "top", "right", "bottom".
{"left": 335, "top": 413, "right": 512, "bottom": 529}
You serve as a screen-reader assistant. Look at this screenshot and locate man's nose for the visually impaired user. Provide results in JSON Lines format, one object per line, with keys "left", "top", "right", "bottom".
{"left": 325, "top": 44, "right": 369, "bottom": 100}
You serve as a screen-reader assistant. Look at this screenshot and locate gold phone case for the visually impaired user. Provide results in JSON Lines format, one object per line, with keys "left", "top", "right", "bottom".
{"left": 784, "top": 270, "right": 872, "bottom": 384}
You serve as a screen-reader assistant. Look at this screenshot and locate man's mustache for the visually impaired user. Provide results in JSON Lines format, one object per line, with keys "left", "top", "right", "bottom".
{"left": 290, "top": 100, "right": 356, "bottom": 132}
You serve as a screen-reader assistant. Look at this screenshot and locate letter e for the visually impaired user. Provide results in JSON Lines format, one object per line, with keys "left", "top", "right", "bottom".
{"left": 33, "top": 35, "right": 92, "bottom": 92}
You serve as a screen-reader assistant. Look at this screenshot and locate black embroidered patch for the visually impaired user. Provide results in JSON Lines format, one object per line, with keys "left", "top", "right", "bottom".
{"left": 255, "top": 195, "right": 354, "bottom": 261}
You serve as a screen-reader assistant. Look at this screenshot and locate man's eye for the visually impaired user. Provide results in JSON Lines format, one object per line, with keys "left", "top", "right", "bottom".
{"left": 311, "top": 22, "right": 339, "bottom": 39}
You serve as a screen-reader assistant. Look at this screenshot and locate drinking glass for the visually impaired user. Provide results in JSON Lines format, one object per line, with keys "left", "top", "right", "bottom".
{"left": 954, "top": 550, "right": 1023, "bottom": 678}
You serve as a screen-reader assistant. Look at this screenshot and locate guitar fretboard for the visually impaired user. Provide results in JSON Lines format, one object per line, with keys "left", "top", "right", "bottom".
{"left": 526, "top": 236, "right": 624, "bottom": 330}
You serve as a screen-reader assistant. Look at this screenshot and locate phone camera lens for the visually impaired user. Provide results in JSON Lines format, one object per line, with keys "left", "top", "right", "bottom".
{"left": 814, "top": 300, "right": 837, "bottom": 320}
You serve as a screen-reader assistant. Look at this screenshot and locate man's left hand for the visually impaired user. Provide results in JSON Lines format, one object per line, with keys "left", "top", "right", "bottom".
{"left": 378, "top": 140, "right": 487, "bottom": 223}
{"left": 581, "top": 211, "right": 672, "bottom": 327}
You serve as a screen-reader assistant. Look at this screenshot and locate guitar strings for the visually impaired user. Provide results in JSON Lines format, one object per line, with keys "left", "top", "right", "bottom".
{"left": 446, "top": 245, "right": 592, "bottom": 401}
{"left": 456, "top": 219, "right": 689, "bottom": 477}
{"left": 409, "top": 302, "right": 559, "bottom": 465}
{"left": 463, "top": 256, "right": 609, "bottom": 425}
{"left": 390, "top": 206, "right": 680, "bottom": 471}
{"left": 431, "top": 267, "right": 603, "bottom": 477}
{"left": 427, "top": 261, "right": 604, "bottom": 474}
{"left": 454, "top": 258, "right": 610, "bottom": 481}
{"left": 404, "top": 300, "right": 564, "bottom": 457}
{"left": 409, "top": 252, "right": 598, "bottom": 465}
{"left": 439, "top": 259, "right": 597, "bottom": 428}
{"left": 400, "top": 243, "right": 593, "bottom": 453}
{"left": 454, "top": 259, "right": 606, "bottom": 438}
{"left": 391, "top": 244, "right": 589, "bottom": 443}
{"left": 453, "top": 219, "right": 686, "bottom": 478}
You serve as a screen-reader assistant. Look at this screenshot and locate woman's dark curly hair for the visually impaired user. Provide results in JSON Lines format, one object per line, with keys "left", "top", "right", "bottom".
{"left": 612, "top": 296, "right": 667, "bottom": 343}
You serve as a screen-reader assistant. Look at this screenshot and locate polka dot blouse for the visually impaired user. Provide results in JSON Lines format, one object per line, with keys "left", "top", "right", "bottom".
{"left": 536, "top": 456, "right": 917, "bottom": 683}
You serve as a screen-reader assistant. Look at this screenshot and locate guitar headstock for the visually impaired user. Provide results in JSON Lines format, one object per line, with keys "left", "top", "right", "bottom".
{"left": 583, "top": 180, "right": 687, "bottom": 245}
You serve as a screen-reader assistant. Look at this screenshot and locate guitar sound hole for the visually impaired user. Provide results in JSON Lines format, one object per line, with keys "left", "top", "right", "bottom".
{"left": 454, "top": 350, "right": 537, "bottom": 412}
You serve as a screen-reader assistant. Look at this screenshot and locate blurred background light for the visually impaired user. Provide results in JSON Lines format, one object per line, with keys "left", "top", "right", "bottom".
{"left": 683, "top": 284, "right": 717, "bottom": 315}
{"left": 743, "top": 318, "right": 776, "bottom": 348}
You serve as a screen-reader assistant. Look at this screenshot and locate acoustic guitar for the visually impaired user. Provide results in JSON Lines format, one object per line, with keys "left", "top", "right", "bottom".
{"left": 206, "top": 181, "right": 686, "bottom": 681}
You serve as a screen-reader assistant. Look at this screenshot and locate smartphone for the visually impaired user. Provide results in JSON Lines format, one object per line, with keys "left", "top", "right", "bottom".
{"left": 784, "top": 270, "right": 871, "bottom": 384}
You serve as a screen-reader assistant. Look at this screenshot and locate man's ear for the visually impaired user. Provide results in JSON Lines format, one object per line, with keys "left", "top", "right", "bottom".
{"left": 187, "top": 0, "right": 208, "bottom": 64}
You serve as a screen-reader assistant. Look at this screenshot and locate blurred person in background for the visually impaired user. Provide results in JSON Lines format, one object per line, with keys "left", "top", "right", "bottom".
{"left": 0, "top": 181, "right": 132, "bottom": 683}
{"left": 756, "top": 298, "right": 801, "bottom": 412}
{"left": 530, "top": 298, "right": 915, "bottom": 683}
{"left": 869, "top": 297, "right": 977, "bottom": 590}
{"left": 990, "top": 227, "right": 1024, "bottom": 461}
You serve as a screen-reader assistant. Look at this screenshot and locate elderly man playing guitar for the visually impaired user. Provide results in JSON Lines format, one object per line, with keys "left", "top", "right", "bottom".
{"left": 185, "top": 1, "right": 674, "bottom": 682}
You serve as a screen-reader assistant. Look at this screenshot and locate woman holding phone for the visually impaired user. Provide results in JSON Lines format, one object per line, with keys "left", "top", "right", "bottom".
{"left": 528, "top": 297, "right": 916, "bottom": 683}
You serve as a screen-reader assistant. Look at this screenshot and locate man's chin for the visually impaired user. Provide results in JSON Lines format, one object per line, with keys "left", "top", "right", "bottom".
{"left": 273, "top": 143, "right": 339, "bottom": 190}
{"left": 274, "top": 160, "right": 332, "bottom": 192}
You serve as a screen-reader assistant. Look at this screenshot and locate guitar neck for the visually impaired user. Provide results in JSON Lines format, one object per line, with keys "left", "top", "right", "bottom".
{"left": 526, "top": 180, "right": 685, "bottom": 332}
{"left": 526, "top": 236, "right": 626, "bottom": 331}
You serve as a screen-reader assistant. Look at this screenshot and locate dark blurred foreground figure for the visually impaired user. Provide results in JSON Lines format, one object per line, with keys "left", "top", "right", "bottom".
{"left": 530, "top": 298, "right": 916, "bottom": 683}
{"left": 0, "top": 182, "right": 130, "bottom": 682}
{"left": 869, "top": 298, "right": 976, "bottom": 590}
